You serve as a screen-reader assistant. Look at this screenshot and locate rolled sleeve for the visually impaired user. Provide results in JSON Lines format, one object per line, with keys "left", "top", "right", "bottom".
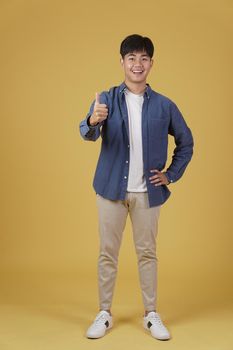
{"left": 79, "top": 101, "right": 102, "bottom": 141}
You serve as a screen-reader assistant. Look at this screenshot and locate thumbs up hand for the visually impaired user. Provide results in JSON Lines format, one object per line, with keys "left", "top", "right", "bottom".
{"left": 89, "top": 92, "right": 108, "bottom": 126}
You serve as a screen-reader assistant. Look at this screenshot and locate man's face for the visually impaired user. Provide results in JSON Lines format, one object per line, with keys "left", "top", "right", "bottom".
{"left": 120, "top": 50, "right": 153, "bottom": 84}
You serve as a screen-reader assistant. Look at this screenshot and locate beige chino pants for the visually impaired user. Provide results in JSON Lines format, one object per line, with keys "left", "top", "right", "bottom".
{"left": 96, "top": 191, "right": 161, "bottom": 311}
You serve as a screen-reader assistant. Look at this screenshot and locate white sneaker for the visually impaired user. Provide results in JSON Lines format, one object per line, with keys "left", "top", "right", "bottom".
{"left": 86, "top": 310, "right": 113, "bottom": 339}
{"left": 143, "top": 311, "right": 171, "bottom": 340}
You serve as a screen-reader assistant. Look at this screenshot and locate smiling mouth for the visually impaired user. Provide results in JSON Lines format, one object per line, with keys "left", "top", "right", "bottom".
{"left": 132, "top": 70, "right": 144, "bottom": 74}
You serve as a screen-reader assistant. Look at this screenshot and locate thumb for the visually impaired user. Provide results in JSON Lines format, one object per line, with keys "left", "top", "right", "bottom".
{"left": 95, "top": 92, "right": 100, "bottom": 105}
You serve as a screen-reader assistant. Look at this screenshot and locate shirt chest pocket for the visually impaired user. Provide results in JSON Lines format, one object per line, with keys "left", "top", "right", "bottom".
{"left": 149, "top": 117, "right": 169, "bottom": 139}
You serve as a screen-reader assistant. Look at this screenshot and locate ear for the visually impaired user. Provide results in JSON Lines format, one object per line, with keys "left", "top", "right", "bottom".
{"left": 150, "top": 58, "right": 154, "bottom": 67}
{"left": 120, "top": 57, "right": 124, "bottom": 66}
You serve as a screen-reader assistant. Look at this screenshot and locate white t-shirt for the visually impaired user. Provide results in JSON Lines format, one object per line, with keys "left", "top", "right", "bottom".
{"left": 125, "top": 88, "right": 147, "bottom": 192}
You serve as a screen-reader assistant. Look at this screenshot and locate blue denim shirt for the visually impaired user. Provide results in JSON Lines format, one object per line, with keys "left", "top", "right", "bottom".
{"left": 79, "top": 82, "right": 194, "bottom": 207}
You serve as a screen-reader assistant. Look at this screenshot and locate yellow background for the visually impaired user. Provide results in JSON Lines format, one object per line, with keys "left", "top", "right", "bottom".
{"left": 0, "top": 0, "right": 232, "bottom": 349}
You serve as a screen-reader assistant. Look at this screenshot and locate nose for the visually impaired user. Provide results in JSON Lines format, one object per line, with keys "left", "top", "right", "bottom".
{"left": 136, "top": 57, "right": 142, "bottom": 64}
{"left": 133, "top": 57, "right": 143, "bottom": 66}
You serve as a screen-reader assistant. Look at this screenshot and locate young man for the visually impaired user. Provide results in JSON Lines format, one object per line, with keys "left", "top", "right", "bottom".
{"left": 79, "top": 34, "right": 194, "bottom": 340}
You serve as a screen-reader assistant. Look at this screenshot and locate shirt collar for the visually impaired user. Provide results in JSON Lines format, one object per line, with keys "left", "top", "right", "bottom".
{"left": 119, "top": 81, "right": 151, "bottom": 99}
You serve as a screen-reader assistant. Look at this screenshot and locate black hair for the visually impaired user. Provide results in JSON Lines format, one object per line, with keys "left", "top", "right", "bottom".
{"left": 120, "top": 34, "right": 154, "bottom": 59}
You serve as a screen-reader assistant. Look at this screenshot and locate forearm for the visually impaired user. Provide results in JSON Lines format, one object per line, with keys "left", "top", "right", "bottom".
{"left": 79, "top": 114, "right": 101, "bottom": 141}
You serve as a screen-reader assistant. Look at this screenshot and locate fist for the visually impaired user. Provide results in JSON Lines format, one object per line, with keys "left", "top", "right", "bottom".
{"left": 89, "top": 92, "right": 108, "bottom": 126}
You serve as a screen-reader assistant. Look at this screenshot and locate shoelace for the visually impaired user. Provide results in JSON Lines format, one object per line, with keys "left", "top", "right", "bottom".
{"left": 147, "top": 313, "right": 165, "bottom": 328}
{"left": 94, "top": 313, "right": 109, "bottom": 326}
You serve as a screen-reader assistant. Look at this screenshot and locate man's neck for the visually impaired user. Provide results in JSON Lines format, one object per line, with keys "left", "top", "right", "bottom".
{"left": 124, "top": 80, "right": 147, "bottom": 95}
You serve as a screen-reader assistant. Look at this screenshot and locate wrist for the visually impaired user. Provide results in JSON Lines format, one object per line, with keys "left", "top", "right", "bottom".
{"left": 88, "top": 115, "right": 98, "bottom": 127}
{"left": 164, "top": 172, "right": 171, "bottom": 185}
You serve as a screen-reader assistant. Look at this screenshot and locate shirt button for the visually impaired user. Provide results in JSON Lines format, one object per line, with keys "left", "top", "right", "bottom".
{"left": 126, "top": 160, "right": 128, "bottom": 163}
{"left": 124, "top": 176, "right": 127, "bottom": 179}
{"left": 128, "top": 144, "right": 130, "bottom": 148}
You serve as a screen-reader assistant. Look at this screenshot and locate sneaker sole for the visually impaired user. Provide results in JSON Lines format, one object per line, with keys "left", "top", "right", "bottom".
{"left": 143, "top": 324, "right": 171, "bottom": 341}
{"left": 86, "top": 324, "right": 113, "bottom": 339}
